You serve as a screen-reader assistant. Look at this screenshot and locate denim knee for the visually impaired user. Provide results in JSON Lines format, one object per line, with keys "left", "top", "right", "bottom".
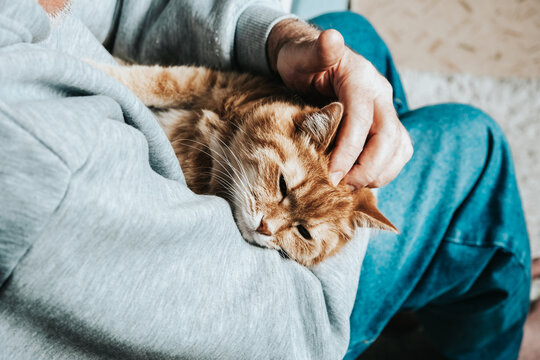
{"left": 437, "top": 103, "right": 501, "bottom": 133}
{"left": 411, "top": 103, "right": 498, "bottom": 131}
{"left": 403, "top": 103, "right": 508, "bottom": 153}
{"left": 414, "top": 103, "right": 513, "bottom": 184}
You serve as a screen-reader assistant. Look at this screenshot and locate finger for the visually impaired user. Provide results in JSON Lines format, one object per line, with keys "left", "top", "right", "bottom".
{"left": 328, "top": 85, "right": 373, "bottom": 186}
{"left": 342, "top": 134, "right": 388, "bottom": 189}
{"left": 362, "top": 125, "right": 413, "bottom": 188}
{"left": 342, "top": 97, "right": 399, "bottom": 188}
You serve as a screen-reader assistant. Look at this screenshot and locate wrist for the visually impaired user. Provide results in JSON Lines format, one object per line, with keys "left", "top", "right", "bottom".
{"left": 267, "top": 18, "right": 320, "bottom": 73}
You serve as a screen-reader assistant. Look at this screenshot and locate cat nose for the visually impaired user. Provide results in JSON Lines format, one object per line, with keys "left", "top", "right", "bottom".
{"left": 256, "top": 218, "right": 272, "bottom": 236}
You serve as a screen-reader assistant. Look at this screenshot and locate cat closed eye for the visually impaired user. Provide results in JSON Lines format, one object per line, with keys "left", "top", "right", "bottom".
{"left": 297, "top": 225, "right": 312, "bottom": 240}
{"left": 279, "top": 174, "right": 287, "bottom": 198}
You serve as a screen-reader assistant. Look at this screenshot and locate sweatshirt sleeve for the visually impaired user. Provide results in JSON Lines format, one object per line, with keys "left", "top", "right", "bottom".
{"left": 76, "top": 0, "right": 295, "bottom": 73}
{"left": 234, "top": 5, "right": 296, "bottom": 74}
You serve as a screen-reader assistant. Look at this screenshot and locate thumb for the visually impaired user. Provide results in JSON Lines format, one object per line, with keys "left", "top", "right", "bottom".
{"left": 290, "top": 29, "right": 345, "bottom": 72}
{"left": 315, "top": 29, "right": 346, "bottom": 70}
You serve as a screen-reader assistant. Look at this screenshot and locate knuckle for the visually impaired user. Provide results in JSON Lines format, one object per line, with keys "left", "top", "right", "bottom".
{"left": 346, "top": 176, "right": 364, "bottom": 190}
{"left": 402, "top": 134, "right": 414, "bottom": 160}
{"left": 368, "top": 178, "right": 385, "bottom": 188}
{"left": 382, "top": 118, "right": 400, "bottom": 138}
{"left": 376, "top": 76, "right": 393, "bottom": 96}
{"left": 404, "top": 142, "right": 414, "bottom": 161}
{"left": 359, "top": 169, "right": 377, "bottom": 186}
{"left": 382, "top": 80, "right": 393, "bottom": 94}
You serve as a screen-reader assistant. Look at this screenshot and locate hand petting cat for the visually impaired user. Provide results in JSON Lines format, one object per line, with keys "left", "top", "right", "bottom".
{"left": 267, "top": 19, "right": 413, "bottom": 189}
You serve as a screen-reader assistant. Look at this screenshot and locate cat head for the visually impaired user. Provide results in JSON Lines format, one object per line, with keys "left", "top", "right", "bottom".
{"left": 225, "top": 101, "right": 397, "bottom": 266}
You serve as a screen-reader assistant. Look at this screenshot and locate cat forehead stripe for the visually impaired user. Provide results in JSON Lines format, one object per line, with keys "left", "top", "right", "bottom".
{"left": 283, "top": 156, "right": 306, "bottom": 189}
{"left": 253, "top": 147, "right": 282, "bottom": 164}
{"left": 251, "top": 137, "right": 287, "bottom": 162}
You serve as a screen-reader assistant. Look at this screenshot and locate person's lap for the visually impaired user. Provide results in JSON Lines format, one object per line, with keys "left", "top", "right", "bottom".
{"left": 311, "top": 12, "right": 531, "bottom": 360}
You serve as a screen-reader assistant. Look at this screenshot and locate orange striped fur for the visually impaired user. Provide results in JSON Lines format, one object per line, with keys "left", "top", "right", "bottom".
{"left": 98, "top": 63, "right": 397, "bottom": 266}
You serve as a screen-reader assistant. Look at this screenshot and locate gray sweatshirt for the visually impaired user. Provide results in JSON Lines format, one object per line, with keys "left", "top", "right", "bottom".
{"left": 0, "top": 0, "right": 370, "bottom": 358}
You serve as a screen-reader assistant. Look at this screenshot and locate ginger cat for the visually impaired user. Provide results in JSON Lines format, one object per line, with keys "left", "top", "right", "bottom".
{"left": 96, "top": 63, "right": 397, "bottom": 266}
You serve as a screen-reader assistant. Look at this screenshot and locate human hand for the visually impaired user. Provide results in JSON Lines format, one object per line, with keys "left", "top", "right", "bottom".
{"left": 267, "top": 20, "right": 413, "bottom": 188}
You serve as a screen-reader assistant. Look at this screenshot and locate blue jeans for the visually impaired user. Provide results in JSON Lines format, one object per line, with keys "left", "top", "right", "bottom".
{"left": 310, "top": 12, "right": 531, "bottom": 360}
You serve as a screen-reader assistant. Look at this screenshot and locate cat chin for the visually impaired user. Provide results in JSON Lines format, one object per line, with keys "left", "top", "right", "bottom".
{"left": 250, "top": 233, "right": 277, "bottom": 249}
{"left": 232, "top": 207, "right": 253, "bottom": 235}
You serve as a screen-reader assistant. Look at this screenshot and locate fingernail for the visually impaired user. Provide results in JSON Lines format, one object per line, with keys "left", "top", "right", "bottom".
{"left": 329, "top": 171, "right": 343, "bottom": 187}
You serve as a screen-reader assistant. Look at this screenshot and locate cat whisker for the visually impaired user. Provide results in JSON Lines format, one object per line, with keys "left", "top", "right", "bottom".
{"left": 174, "top": 139, "right": 251, "bottom": 201}
{"left": 233, "top": 145, "right": 258, "bottom": 213}
{"left": 190, "top": 170, "right": 242, "bottom": 205}
{"left": 178, "top": 146, "right": 253, "bottom": 214}
{"left": 174, "top": 138, "right": 235, "bottom": 178}
{"left": 177, "top": 138, "right": 251, "bottom": 198}
{"left": 224, "top": 117, "right": 249, "bottom": 138}
{"left": 186, "top": 165, "right": 237, "bottom": 191}
{"left": 183, "top": 135, "right": 254, "bottom": 209}
{"left": 211, "top": 135, "right": 255, "bottom": 200}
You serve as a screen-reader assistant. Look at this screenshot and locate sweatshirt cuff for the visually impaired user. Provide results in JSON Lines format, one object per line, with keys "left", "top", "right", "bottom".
{"left": 235, "top": 5, "right": 297, "bottom": 75}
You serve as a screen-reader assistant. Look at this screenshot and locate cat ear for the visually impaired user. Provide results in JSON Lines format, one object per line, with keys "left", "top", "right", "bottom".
{"left": 352, "top": 189, "right": 398, "bottom": 233}
{"left": 297, "top": 102, "right": 343, "bottom": 152}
